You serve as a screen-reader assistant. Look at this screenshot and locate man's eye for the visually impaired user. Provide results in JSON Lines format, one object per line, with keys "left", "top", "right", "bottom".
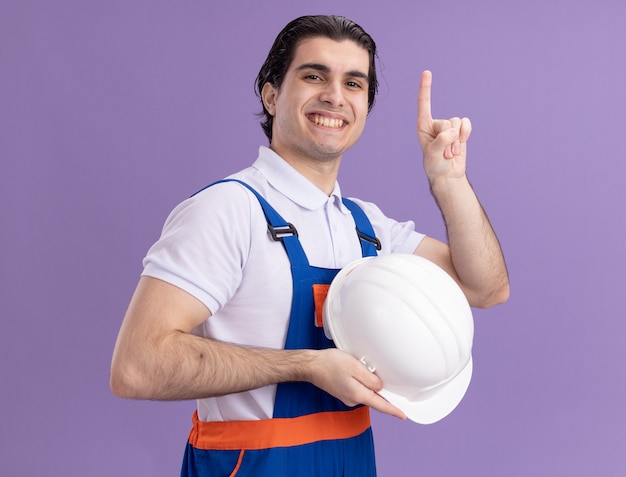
{"left": 306, "top": 74, "right": 321, "bottom": 81}
{"left": 347, "top": 81, "right": 362, "bottom": 88}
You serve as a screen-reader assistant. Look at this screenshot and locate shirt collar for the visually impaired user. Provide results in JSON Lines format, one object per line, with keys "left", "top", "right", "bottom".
{"left": 252, "top": 146, "right": 349, "bottom": 213}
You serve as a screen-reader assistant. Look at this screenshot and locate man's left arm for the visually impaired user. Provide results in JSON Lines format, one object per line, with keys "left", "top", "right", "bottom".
{"left": 413, "top": 70, "right": 510, "bottom": 308}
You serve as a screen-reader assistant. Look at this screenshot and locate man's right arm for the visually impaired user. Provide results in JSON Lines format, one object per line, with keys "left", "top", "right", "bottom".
{"left": 111, "top": 275, "right": 309, "bottom": 400}
{"left": 109, "top": 276, "right": 405, "bottom": 418}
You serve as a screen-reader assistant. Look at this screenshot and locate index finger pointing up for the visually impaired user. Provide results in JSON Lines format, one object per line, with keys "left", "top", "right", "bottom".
{"left": 417, "top": 70, "right": 433, "bottom": 124}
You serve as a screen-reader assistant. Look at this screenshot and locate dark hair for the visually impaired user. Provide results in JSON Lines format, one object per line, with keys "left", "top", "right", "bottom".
{"left": 255, "top": 15, "right": 379, "bottom": 141}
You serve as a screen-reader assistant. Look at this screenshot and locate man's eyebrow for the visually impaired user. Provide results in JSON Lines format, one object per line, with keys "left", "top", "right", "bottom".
{"left": 294, "top": 63, "right": 369, "bottom": 80}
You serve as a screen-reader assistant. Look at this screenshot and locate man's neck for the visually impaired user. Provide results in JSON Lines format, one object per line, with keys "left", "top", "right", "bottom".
{"left": 270, "top": 146, "right": 341, "bottom": 196}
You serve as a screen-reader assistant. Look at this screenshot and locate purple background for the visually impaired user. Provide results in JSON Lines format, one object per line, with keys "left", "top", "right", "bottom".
{"left": 2, "top": 0, "right": 625, "bottom": 475}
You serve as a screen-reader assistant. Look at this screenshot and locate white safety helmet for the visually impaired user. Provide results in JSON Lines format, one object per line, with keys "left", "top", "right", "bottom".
{"left": 323, "top": 253, "right": 474, "bottom": 424}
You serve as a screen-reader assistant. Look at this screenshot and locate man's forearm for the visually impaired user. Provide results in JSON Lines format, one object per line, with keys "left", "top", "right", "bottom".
{"left": 430, "top": 175, "right": 510, "bottom": 308}
{"left": 111, "top": 331, "right": 315, "bottom": 401}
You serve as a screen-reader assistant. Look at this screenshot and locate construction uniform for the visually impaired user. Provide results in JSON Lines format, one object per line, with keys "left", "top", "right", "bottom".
{"left": 182, "top": 179, "right": 379, "bottom": 476}
{"left": 141, "top": 146, "right": 424, "bottom": 476}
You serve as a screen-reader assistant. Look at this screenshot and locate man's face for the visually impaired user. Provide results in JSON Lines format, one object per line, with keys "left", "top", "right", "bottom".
{"left": 262, "top": 36, "right": 370, "bottom": 165}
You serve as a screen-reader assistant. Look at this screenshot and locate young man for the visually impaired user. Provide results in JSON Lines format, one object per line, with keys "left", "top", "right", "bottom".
{"left": 110, "top": 15, "right": 509, "bottom": 476}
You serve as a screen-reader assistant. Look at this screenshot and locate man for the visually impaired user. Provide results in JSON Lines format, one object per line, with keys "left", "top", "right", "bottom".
{"left": 110, "top": 15, "right": 509, "bottom": 476}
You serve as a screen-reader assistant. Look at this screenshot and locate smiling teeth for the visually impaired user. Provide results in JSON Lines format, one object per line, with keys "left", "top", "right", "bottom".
{"left": 310, "top": 115, "right": 344, "bottom": 129}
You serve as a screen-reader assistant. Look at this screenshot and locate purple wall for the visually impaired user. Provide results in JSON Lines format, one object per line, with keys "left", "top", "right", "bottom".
{"left": 2, "top": 1, "right": 625, "bottom": 475}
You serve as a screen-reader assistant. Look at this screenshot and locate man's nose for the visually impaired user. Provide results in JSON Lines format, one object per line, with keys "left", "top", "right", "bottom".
{"left": 319, "top": 81, "right": 345, "bottom": 107}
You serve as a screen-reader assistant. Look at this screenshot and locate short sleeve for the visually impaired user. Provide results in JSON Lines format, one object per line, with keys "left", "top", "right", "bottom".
{"left": 142, "top": 182, "right": 255, "bottom": 314}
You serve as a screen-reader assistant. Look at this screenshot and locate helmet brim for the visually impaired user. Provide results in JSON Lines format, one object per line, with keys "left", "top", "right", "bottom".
{"left": 378, "top": 357, "right": 473, "bottom": 424}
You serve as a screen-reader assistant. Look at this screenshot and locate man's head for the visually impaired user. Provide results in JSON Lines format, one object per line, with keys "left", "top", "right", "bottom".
{"left": 256, "top": 15, "right": 378, "bottom": 142}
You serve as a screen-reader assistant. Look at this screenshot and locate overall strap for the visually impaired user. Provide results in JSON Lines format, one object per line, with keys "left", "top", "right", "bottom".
{"left": 342, "top": 198, "right": 381, "bottom": 257}
{"left": 193, "top": 180, "right": 380, "bottom": 261}
{"left": 197, "top": 179, "right": 310, "bottom": 266}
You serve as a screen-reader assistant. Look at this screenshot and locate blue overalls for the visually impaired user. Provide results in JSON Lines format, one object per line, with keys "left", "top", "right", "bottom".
{"left": 182, "top": 180, "right": 381, "bottom": 476}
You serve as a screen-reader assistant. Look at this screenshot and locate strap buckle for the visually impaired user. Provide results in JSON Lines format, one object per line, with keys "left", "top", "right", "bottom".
{"left": 357, "top": 230, "right": 382, "bottom": 251}
{"left": 268, "top": 223, "right": 299, "bottom": 241}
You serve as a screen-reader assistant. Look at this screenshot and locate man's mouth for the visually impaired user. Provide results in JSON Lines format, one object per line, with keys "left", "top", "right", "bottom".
{"left": 308, "top": 114, "right": 345, "bottom": 129}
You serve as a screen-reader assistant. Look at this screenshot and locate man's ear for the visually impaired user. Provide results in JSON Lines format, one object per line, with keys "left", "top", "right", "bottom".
{"left": 261, "top": 82, "right": 277, "bottom": 116}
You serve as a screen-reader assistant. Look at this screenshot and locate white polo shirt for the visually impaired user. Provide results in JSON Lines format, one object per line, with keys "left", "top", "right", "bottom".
{"left": 142, "top": 146, "right": 425, "bottom": 421}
